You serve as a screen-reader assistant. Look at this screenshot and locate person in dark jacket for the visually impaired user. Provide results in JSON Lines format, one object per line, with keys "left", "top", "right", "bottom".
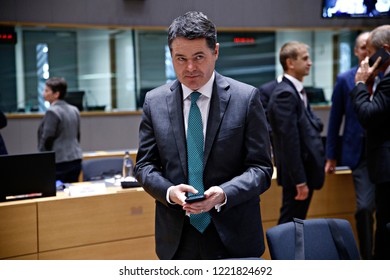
{"left": 0, "top": 110, "right": 8, "bottom": 155}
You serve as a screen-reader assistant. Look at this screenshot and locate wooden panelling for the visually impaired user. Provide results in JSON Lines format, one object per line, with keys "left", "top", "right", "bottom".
{"left": 6, "top": 254, "right": 38, "bottom": 260}
{"left": 261, "top": 171, "right": 356, "bottom": 222}
{"left": 260, "top": 171, "right": 357, "bottom": 260}
{"left": 39, "top": 236, "right": 157, "bottom": 260}
{"left": 308, "top": 172, "right": 356, "bottom": 216}
{"left": 0, "top": 171, "right": 357, "bottom": 260}
{"left": 0, "top": 204, "right": 38, "bottom": 259}
{"left": 38, "top": 189, "right": 155, "bottom": 252}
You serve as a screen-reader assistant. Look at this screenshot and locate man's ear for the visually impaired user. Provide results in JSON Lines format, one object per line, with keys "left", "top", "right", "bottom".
{"left": 53, "top": 91, "right": 60, "bottom": 99}
{"left": 286, "top": 57, "right": 294, "bottom": 70}
{"left": 214, "top": 43, "right": 220, "bottom": 58}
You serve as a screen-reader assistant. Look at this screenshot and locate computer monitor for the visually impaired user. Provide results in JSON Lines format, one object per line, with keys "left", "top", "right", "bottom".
{"left": 304, "top": 87, "right": 327, "bottom": 104}
{"left": 64, "top": 91, "right": 85, "bottom": 111}
{"left": 0, "top": 152, "right": 56, "bottom": 202}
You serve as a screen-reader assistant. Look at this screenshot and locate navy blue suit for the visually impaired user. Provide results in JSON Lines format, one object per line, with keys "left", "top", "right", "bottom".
{"left": 326, "top": 66, "right": 365, "bottom": 168}
{"left": 135, "top": 72, "right": 273, "bottom": 259}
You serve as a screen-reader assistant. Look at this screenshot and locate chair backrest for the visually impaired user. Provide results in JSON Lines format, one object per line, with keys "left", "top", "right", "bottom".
{"left": 266, "top": 218, "right": 360, "bottom": 260}
{"left": 82, "top": 157, "right": 124, "bottom": 181}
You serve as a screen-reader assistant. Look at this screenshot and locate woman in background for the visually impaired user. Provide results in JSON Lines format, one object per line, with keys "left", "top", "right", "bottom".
{"left": 38, "top": 77, "right": 83, "bottom": 183}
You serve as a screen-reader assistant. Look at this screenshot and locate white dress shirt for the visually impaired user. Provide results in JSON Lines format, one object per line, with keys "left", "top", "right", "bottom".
{"left": 182, "top": 72, "right": 215, "bottom": 140}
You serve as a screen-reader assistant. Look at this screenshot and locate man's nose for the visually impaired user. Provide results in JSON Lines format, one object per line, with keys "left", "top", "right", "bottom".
{"left": 186, "top": 60, "right": 196, "bottom": 71}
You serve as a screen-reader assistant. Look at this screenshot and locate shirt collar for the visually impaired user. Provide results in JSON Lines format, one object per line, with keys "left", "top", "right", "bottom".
{"left": 384, "top": 65, "right": 390, "bottom": 77}
{"left": 182, "top": 72, "right": 215, "bottom": 101}
{"left": 284, "top": 73, "right": 304, "bottom": 93}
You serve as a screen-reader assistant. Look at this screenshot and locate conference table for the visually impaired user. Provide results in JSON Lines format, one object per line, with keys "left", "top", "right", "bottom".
{"left": 0, "top": 151, "right": 356, "bottom": 260}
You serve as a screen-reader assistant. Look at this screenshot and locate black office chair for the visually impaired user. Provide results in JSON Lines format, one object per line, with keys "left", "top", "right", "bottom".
{"left": 266, "top": 218, "right": 360, "bottom": 260}
{"left": 82, "top": 157, "right": 125, "bottom": 181}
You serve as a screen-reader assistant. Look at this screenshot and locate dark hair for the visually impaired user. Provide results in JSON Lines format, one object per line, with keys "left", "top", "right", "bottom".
{"left": 168, "top": 11, "right": 217, "bottom": 51}
{"left": 45, "top": 77, "right": 67, "bottom": 99}
{"left": 279, "top": 41, "right": 309, "bottom": 71}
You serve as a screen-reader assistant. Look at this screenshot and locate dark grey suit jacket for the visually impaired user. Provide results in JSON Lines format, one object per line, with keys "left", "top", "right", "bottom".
{"left": 268, "top": 77, "right": 325, "bottom": 190}
{"left": 38, "top": 100, "right": 82, "bottom": 163}
{"left": 135, "top": 72, "right": 273, "bottom": 259}
{"left": 351, "top": 73, "right": 390, "bottom": 184}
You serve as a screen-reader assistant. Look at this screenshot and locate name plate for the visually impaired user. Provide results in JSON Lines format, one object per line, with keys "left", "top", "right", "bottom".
{"left": 67, "top": 182, "right": 106, "bottom": 197}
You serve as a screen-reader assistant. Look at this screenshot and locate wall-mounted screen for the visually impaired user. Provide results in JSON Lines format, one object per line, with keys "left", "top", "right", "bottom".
{"left": 322, "top": 0, "right": 390, "bottom": 18}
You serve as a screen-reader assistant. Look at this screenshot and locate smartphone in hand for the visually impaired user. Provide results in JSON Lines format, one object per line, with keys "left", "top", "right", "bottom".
{"left": 369, "top": 47, "right": 390, "bottom": 68}
{"left": 185, "top": 194, "right": 205, "bottom": 203}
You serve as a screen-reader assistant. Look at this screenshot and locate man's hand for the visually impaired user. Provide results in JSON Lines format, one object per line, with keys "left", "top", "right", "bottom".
{"left": 182, "top": 186, "right": 226, "bottom": 214}
{"left": 355, "top": 56, "right": 382, "bottom": 84}
{"left": 295, "top": 183, "right": 309, "bottom": 200}
{"left": 168, "top": 184, "right": 198, "bottom": 205}
{"left": 325, "top": 159, "right": 337, "bottom": 174}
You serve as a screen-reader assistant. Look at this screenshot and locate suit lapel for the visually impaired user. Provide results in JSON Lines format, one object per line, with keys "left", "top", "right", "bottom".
{"left": 283, "top": 77, "right": 322, "bottom": 131}
{"left": 204, "top": 73, "right": 231, "bottom": 165}
{"left": 167, "top": 81, "right": 188, "bottom": 177}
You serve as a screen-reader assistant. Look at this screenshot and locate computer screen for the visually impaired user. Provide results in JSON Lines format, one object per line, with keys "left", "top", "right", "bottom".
{"left": 0, "top": 152, "right": 56, "bottom": 202}
{"left": 64, "top": 91, "right": 85, "bottom": 111}
{"left": 322, "top": 0, "right": 390, "bottom": 18}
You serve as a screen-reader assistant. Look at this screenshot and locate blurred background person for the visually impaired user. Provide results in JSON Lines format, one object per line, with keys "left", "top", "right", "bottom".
{"left": 258, "top": 75, "right": 283, "bottom": 144}
{"left": 0, "top": 110, "right": 8, "bottom": 155}
{"left": 38, "top": 77, "right": 83, "bottom": 183}
{"left": 268, "top": 41, "right": 325, "bottom": 225}
{"left": 351, "top": 24, "right": 390, "bottom": 260}
{"left": 325, "top": 32, "right": 375, "bottom": 259}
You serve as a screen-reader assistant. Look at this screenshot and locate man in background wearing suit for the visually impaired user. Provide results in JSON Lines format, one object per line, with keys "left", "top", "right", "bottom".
{"left": 351, "top": 24, "right": 390, "bottom": 260}
{"left": 268, "top": 41, "right": 325, "bottom": 225}
{"left": 258, "top": 75, "right": 283, "bottom": 141}
{"left": 135, "top": 11, "right": 273, "bottom": 260}
{"left": 325, "top": 32, "right": 375, "bottom": 259}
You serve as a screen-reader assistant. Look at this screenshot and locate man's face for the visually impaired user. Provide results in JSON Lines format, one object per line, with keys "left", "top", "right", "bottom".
{"left": 354, "top": 34, "right": 369, "bottom": 63}
{"left": 170, "top": 37, "right": 219, "bottom": 91}
{"left": 365, "top": 37, "right": 377, "bottom": 59}
{"left": 289, "top": 47, "right": 312, "bottom": 81}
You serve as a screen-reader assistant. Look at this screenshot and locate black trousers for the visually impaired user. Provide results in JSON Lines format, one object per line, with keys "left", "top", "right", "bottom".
{"left": 374, "top": 182, "right": 390, "bottom": 260}
{"left": 278, "top": 186, "right": 314, "bottom": 225}
{"left": 56, "top": 159, "right": 82, "bottom": 183}
{"left": 172, "top": 218, "right": 230, "bottom": 260}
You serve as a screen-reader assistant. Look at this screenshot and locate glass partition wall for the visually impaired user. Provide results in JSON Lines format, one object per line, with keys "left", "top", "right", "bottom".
{"left": 0, "top": 25, "right": 368, "bottom": 113}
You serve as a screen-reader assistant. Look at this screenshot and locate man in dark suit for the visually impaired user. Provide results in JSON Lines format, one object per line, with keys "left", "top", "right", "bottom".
{"left": 325, "top": 32, "right": 375, "bottom": 259}
{"left": 258, "top": 75, "right": 282, "bottom": 138}
{"left": 134, "top": 11, "right": 273, "bottom": 260}
{"left": 351, "top": 24, "right": 390, "bottom": 260}
{"left": 267, "top": 41, "right": 325, "bottom": 224}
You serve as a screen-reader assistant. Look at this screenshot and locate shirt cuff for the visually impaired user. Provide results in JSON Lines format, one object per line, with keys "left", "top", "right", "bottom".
{"left": 214, "top": 191, "right": 227, "bottom": 212}
{"left": 166, "top": 186, "right": 176, "bottom": 205}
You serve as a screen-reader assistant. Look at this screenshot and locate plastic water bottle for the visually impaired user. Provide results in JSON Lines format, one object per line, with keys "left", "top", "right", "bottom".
{"left": 122, "top": 151, "right": 133, "bottom": 178}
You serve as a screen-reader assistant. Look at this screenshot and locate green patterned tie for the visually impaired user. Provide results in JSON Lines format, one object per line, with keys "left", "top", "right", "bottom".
{"left": 187, "top": 92, "right": 211, "bottom": 233}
